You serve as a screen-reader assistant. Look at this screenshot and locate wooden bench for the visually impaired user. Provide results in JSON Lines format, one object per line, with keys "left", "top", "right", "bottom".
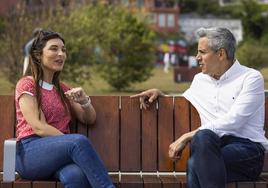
{"left": 0, "top": 95, "right": 268, "bottom": 188}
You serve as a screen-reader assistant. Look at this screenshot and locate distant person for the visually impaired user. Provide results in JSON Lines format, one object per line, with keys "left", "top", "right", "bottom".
{"left": 22, "top": 28, "right": 42, "bottom": 75}
{"left": 16, "top": 29, "right": 115, "bottom": 188}
{"left": 131, "top": 27, "right": 267, "bottom": 188}
{"left": 170, "top": 53, "right": 178, "bottom": 65}
{"left": 163, "top": 52, "right": 170, "bottom": 73}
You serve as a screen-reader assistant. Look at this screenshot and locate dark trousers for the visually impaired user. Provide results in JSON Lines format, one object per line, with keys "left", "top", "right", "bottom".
{"left": 187, "top": 129, "right": 265, "bottom": 188}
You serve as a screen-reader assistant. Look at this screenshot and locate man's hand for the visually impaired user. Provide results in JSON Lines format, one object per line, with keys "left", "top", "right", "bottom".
{"left": 168, "top": 130, "right": 198, "bottom": 161}
{"left": 130, "top": 89, "right": 164, "bottom": 109}
{"left": 169, "top": 135, "right": 188, "bottom": 161}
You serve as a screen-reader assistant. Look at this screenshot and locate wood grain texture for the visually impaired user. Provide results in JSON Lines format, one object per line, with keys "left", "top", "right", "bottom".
{"left": 89, "top": 96, "right": 119, "bottom": 171}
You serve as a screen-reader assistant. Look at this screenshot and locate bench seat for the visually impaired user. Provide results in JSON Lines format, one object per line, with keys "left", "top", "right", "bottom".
{"left": 0, "top": 95, "right": 268, "bottom": 187}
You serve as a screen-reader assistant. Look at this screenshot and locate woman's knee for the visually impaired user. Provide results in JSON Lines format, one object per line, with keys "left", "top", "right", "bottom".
{"left": 56, "top": 164, "right": 91, "bottom": 188}
{"left": 71, "top": 134, "right": 90, "bottom": 143}
{"left": 66, "top": 134, "right": 92, "bottom": 148}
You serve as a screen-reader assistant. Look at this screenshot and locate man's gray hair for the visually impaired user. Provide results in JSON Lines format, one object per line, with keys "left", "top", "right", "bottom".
{"left": 196, "top": 27, "right": 236, "bottom": 61}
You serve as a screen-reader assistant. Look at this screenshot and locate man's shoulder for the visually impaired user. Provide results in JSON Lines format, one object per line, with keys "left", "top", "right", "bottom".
{"left": 192, "top": 72, "right": 209, "bottom": 82}
{"left": 243, "top": 65, "right": 263, "bottom": 80}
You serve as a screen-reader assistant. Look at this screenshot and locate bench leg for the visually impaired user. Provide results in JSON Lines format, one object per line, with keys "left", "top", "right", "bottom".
{"left": 3, "top": 138, "right": 17, "bottom": 182}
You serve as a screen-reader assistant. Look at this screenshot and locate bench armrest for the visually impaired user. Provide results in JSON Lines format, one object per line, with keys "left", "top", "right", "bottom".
{"left": 3, "top": 138, "right": 17, "bottom": 182}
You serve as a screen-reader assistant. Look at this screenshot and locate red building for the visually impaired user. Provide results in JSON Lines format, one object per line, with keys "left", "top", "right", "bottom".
{"left": 1, "top": 0, "right": 180, "bottom": 35}
{"left": 118, "top": 0, "right": 180, "bottom": 33}
{"left": 0, "top": 0, "right": 18, "bottom": 16}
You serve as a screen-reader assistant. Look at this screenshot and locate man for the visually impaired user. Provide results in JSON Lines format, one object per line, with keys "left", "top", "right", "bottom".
{"left": 131, "top": 27, "right": 267, "bottom": 188}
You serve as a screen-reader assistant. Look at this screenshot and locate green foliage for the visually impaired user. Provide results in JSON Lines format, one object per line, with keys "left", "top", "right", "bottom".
{"left": 0, "top": 17, "right": 5, "bottom": 34}
{"left": 39, "top": 7, "right": 93, "bottom": 85}
{"left": 235, "top": 0, "right": 268, "bottom": 69}
{"left": 67, "top": 4, "right": 155, "bottom": 90}
{"left": 0, "top": 6, "right": 35, "bottom": 84}
{"left": 241, "top": 0, "right": 268, "bottom": 40}
{"left": 0, "top": 3, "right": 155, "bottom": 90}
{"left": 236, "top": 40, "right": 268, "bottom": 69}
{"left": 96, "top": 6, "right": 155, "bottom": 90}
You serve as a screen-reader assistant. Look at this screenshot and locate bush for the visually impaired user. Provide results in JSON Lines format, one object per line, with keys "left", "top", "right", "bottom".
{"left": 67, "top": 4, "right": 155, "bottom": 90}
{"left": 236, "top": 40, "right": 268, "bottom": 69}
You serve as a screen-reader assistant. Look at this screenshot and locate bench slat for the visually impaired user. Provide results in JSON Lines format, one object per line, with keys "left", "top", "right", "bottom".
{"left": 254, "top": 181, "right": 267, "bottom": 188}
{"left": 1, "top": 182, "right": 13, "bottom": 188}
{"left": 174, "top": 97, "right": 190, "bottom": 171}
{"left": 236, "top": 182, "right": 255, "bottom": 188}
{"left": 158, "top": 97, "right": 174, "bottom": 171}
{"left": 142, "top": 99, "right": 157, "bottom": 171}
{"left": 121, "top": 97, "right": 141, "bottom": 171}
{"left": 0, "top": 96, "right": 15, "bottom": 171}
{"left": 143, "top": 175, "right": 161, "bottom": 188}
{"left": 56, "top": 182, "right": 64, "bottom": 188}
{"left": 160, "top": 175, "right": 181, "bottom": 188}
{"left": 89, "top": 96, "right": 120, "bottom": 171}
{"left": 32, "top": 181, "right": 56, "bottom": 188}
{"left": 109, "top": 174, "right": 119, "bottom": 187}
{"left": 226, "top": 183, "right": 236, "bottom": 188}
{"left": 176, "top": 175, "right": 187, "bottom": 188}
{"left": 120, "top": 175, "right": 143, "bottom": 188}
{"left": 13, "top": 179, "right": 31, "bottom": 188}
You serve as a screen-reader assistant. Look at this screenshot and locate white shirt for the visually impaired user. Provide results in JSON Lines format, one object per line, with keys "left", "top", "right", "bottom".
{"left": 183, "top": 60, "right": 268, "bottom": 151}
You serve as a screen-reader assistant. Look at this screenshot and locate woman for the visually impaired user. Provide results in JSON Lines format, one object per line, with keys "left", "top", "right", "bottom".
{"left": 15, "top": 29, "right": 115, "bottom": 188}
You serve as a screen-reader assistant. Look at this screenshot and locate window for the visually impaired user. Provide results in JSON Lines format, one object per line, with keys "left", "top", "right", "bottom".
{"left": 136, "top": 0, "right": 144, "bottom": 7}
{"left": 121, "top": 0, "right": 129, "bottom": 6}
{"left": 158, "top": 14, "right": 166, "bottom": 27}
{"left": 167, "top": 14, "right": 174, "bottom": 27}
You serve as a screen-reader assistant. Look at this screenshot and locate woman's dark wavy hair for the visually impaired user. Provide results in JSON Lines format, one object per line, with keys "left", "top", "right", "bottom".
{"left": 29, "top": 29, "right": 70, "bottom": 118}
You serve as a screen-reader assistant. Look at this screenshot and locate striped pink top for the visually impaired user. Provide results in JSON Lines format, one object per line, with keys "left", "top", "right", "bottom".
{"left": 15, "top": 76, "right": 71, "bottom": 140}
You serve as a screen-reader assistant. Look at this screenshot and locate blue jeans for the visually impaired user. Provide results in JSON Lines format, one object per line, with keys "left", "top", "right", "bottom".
{"left": 187, "top": 129, "right": 265, "bottom": 188}
{"left": 16, "top": 134, "right": 115, "bottom": 188}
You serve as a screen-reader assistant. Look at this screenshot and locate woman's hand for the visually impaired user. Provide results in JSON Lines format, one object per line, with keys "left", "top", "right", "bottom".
{"left": 64, "top": 87, "right": 96, "bottom": 125}
{"left": 64, "top": 87, "right": 88, "bottom": 105}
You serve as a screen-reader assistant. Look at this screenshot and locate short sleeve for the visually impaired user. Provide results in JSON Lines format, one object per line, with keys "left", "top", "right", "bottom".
{"left": 15, "top": 76, "right": 36, "bottom": 101}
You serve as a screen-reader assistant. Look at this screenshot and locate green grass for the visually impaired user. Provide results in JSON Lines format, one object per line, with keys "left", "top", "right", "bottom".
{"left": 260, "top": 68, "right": 268, "bottom": 90}
{"left": 81, "top": 66, "right": 190, "bottom": 96}
{"left": 1, "top": 66, "right": 268, "bottom": 96}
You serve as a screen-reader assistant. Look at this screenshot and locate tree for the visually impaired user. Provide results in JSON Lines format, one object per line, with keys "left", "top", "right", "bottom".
{"left": 241, "top": 0, "right": 268, "bottom": 40}
{"left": 0, "top": 1, "right": 72, "bottom": 85}
{"left": 96, "top": 6, "right": 155, "bottom": 90}
{"left": 236, "top": 39, "right": 268, "bottom": 69}
{"left": 0, "top": 3, "right": 33, "bottom": 84}
{"left": 0, "top": 2, "right": 155, "bottom": 91}
{"left": 67, "top": 4, "right": 155, "bottom": 90}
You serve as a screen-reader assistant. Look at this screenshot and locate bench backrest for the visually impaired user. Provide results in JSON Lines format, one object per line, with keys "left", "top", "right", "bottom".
{"left": 0, "top": 95, "right": 268, "bottom": 173}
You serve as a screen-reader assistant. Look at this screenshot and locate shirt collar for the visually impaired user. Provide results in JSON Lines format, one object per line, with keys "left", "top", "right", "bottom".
{"left": 209, "top": 59, "right": 240, "bottom": 82}
{"left": 220, "top": 59, "right": 240, "bottom": 81}
{"left": 39, "top": 80, "right": 54, "bottom": 90}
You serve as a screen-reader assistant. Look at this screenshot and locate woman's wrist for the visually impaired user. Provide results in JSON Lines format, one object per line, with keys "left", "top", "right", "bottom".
{"left": 80, "top": 96, "right": 91, "bottom": 108}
